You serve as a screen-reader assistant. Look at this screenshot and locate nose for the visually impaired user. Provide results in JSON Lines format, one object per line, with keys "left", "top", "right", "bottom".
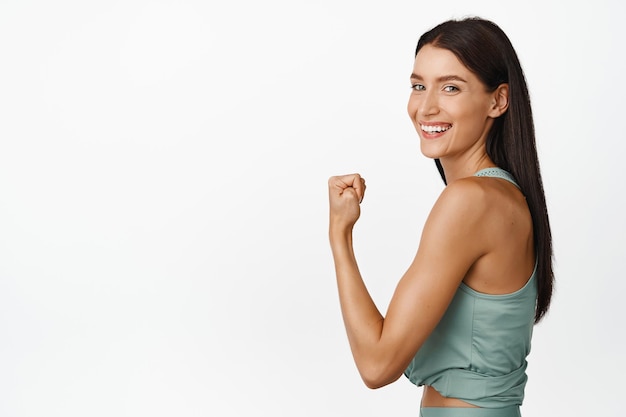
{"left": 419, "top": 89, "right": 439, "bottom": 117}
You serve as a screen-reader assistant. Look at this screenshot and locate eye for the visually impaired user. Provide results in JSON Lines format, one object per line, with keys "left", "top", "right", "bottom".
{"left": 443, "top": 85, "right": 459, "bottom": 92}
{"left": 411, "top": 83, "right": 425, "bottom": 91}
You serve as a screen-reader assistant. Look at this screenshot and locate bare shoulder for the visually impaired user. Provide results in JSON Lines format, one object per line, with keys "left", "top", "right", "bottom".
{"left": 434, "top": 175, "right": 526, "bottom": 219}
{"left": 427, "top": 177, "right": 491, "bottom": 227}
{"left": 412, "top": 178, "right": 492, "bottom": 270}
{"left": 424, "top": 175, "right": 529, "bottom": 256}
{"left": 436, "top": 177, "right": 534, "bottom": 292}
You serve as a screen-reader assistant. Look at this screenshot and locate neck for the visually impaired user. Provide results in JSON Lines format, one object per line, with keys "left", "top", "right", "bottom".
{"left": 439, "top": 153, "right": 495, "bottom": 184}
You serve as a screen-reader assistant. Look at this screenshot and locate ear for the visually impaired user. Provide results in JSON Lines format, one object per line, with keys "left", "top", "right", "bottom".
{"left": 488, "top": 83, "right": 509, "bottom": 118}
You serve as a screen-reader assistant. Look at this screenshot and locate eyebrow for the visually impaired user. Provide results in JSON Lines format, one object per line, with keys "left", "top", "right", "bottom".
{"left": 410, "top": 74, "right": 468, "bottom": 83}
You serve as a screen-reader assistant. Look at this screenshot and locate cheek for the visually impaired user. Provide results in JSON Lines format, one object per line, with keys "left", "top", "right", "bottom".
{"left": 407, "top": 96, "right": 418, "bottom": 118}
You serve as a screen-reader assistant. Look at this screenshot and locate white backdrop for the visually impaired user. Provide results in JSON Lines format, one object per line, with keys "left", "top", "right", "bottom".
{"left": 1, "top": 1, "right": 624, "bottom": 416}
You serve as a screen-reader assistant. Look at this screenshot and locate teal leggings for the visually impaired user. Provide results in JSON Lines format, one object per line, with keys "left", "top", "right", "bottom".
{"left": 420, "top": 406, "right": 520, "bottom": 417}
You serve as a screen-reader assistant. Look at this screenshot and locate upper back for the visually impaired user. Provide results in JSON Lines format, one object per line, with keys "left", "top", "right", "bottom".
{"left": 461, "top": 167, "right": 535, "bottom": 295}
{"left": 403, "top": 167, "right": 538, "bottom": 407}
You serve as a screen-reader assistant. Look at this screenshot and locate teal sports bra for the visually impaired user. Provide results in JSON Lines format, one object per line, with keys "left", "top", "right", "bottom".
{"left": 403, "top": 167, "right": 537, "bottom": 408}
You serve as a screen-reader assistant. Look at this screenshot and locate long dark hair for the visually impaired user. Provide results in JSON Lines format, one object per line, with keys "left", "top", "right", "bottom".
{"left": 416, "top": 17, "right": 553, "bottom": 323}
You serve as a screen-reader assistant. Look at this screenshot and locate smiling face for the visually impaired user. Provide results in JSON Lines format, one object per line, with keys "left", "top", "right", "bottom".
{"left": 408, "top": 44, "right": 508, "bottom": 166}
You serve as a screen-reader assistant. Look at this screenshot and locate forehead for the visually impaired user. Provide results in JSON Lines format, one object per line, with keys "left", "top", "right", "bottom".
{"left": 412, "top": 44, "right": 473, "bottom": 79}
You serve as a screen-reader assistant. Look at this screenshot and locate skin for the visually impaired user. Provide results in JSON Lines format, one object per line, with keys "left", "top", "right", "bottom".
{"left": 327, "top": 45, "right": 535, "bottom": 408}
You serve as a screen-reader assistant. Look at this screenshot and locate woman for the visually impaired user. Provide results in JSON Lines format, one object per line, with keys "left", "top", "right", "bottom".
{"left": 327, "top": 17, "right": 553, "bottom": 417}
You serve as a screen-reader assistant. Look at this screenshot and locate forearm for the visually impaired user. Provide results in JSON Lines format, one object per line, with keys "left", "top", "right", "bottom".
{"left": 327, "top": 174, "right": 400, "bottom": 387}
{"left": 329, "top": 227, "right": 384, "bottom": 368}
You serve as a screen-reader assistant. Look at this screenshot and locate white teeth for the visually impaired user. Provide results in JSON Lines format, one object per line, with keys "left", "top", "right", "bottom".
{"left": 421, "top": 124, "right": 451, "bottom": 133}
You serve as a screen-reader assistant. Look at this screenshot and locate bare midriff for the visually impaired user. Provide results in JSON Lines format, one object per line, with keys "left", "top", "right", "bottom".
{"left": 421, "top": 386, "right": 480, "bottom": 408}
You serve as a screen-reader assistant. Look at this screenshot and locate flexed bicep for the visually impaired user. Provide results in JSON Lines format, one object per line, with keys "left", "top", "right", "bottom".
{"left": 360, "top": 180, "right": 489, "bottom": 388}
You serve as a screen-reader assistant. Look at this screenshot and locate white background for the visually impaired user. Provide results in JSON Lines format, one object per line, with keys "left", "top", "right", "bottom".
{"left": 1, "top": 0, "right": 624, "bottom": 416}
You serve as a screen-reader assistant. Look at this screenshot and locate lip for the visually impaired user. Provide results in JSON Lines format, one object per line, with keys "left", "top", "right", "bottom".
{"left": 419, "top": 122, "right": 452, "bottom": 139}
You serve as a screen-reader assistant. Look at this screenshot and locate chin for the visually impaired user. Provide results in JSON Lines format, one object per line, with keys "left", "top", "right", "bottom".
{"left": 419, "top": 143, "right": 443, "bottom": 160}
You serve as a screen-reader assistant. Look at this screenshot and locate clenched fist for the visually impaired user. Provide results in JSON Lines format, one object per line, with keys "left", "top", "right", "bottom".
{"left": 328, "top": 173, "right": 366, "bottom": 231}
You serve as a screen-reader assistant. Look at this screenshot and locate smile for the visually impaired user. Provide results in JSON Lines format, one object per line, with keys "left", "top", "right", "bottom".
{"left": 421, "top": 124, "right": 452, "bottom": 133}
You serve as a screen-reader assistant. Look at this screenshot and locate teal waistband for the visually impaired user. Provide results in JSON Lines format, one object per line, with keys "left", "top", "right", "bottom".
{"left": 420, "top": 406, "right": 520, "bottom": 417}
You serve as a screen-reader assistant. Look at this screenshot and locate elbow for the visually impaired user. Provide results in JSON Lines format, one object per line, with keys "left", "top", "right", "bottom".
{"left": 362, "top": 377, "right": 388, "bottom": 390}
{"left": 359, "top": 365, "right": 402, "bottom": 390}
{"left": 353, "top": 344, "right": 409, "bottom": 389}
